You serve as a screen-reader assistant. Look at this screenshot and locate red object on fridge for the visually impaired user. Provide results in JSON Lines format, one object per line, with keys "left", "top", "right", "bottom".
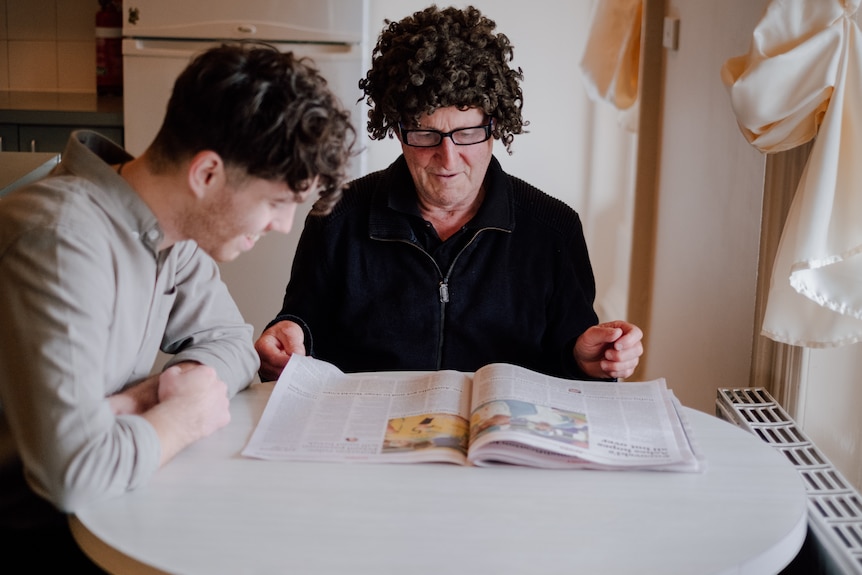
{"left": 96, "top": 1, "right": 123, "bottom": 96}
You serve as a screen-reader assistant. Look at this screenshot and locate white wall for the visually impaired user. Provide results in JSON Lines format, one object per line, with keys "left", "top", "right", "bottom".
{"left": 801, "top": 341, "right": 862, "bottom": 489}
{"left": 639, "top": 0, "right": 770, "bottom": 412}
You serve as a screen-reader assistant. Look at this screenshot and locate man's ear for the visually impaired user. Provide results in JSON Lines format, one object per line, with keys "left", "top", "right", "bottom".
{"left": 187, "top": 150, "right": 226, "bottom": 199}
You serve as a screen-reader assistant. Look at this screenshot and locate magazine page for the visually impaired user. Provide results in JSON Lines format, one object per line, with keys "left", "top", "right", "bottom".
{"left": 467, "top": 363, "right": 702, "bottom": 472}
{"left": 241, "top": 354, "right": 473, "bottom": 464}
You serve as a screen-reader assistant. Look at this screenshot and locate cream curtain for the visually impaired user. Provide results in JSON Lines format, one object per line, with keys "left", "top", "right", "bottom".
{"left": 722, "top": 0, "right": 862, "bottom": 347}
{"left": 579, "top": 0, "right": 642, "bottom": 131}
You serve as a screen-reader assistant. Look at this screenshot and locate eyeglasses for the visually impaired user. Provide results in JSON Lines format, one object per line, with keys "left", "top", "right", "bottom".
{"left": 398, "top": 119, "right": 494, "bottom": 148}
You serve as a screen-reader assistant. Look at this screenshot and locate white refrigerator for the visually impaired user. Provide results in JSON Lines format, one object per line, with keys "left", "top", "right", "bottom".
{"left": 121, "top": 0, "right": 369, "bottom": 348}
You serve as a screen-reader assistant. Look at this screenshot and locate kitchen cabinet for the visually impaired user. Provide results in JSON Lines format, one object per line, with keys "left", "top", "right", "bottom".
{"left": 1, "top": 123, "right": 123, "bottom": 153}
{"left": 0, "top": 92, "right": 123, "bottom": 154}
{"left": 0, "top": 123, "right": 17, "bottom": 151}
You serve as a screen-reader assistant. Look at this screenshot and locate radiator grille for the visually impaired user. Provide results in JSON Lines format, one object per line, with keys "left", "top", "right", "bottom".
{"left": 717, "top": 387, "right": 862, "bottom": 574}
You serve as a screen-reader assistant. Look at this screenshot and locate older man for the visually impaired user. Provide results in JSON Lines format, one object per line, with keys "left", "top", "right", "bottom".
{"left": 256, "top": 5, "right": 642, "bottom": 382}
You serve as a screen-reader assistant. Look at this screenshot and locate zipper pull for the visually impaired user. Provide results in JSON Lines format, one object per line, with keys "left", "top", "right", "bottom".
{"left": 439, "top": 281, "right": 450, "bottom": 303}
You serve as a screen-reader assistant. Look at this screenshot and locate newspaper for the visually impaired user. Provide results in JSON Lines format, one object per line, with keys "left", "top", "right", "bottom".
{"left": 241, "top": 354, "right": 704, "bottom": 472}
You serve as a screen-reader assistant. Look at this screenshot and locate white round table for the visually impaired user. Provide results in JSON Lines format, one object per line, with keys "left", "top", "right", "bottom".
{"left": 71, "top": 381, "right": 808, "bottom": 575}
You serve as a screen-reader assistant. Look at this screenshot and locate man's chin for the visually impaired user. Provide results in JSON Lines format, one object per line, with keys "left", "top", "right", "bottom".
{"left": 202, "top": 245, "right": 242, "bottom": 263}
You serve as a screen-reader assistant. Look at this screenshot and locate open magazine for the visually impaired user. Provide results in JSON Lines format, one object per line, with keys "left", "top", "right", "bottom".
{"left": 241, "top": 354, "right": 704, "bottom": 472}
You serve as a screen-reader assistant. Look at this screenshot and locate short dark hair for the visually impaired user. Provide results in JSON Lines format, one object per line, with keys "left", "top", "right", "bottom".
{"left": 359, "top": 5, "right": 527, "bottom": 153}
{"left": 150, "top": 42, "right": 356, "bottom": 213}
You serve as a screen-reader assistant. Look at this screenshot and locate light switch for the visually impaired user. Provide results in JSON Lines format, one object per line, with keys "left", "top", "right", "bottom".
{"left": 663, "top": 17, "right": 680, "bottom": 51}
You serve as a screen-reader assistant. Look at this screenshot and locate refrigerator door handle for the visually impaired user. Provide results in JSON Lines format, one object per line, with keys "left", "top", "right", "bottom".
{"left": 122, "top": 38, "right": 362, "bottom": 61}
{"left": 122, "top": 38, "right": 213, "bottom": 59}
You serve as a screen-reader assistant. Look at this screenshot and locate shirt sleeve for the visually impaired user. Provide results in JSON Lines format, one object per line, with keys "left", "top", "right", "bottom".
{"left": 0, "top": 224, "right": 161, "bottom": 513}
{"left": 159, "top": 241, "right": 259, "bottom": 396}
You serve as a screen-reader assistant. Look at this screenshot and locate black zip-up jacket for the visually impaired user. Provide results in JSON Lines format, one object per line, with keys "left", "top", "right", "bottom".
{"left": 271, "top": 155, "right": 599, "bottom": 379}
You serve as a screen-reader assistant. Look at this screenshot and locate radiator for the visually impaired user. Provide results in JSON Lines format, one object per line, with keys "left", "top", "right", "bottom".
{"left": 717, "top": 387, "right": 862, "bottom": 574}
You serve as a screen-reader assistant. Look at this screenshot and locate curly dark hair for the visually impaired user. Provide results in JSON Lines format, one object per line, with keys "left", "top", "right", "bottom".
{"left": 150, "top": 42, "right": 356, "bottom": 214}
{"left": 359, "top": 5, "right": 527, "bottom": 154}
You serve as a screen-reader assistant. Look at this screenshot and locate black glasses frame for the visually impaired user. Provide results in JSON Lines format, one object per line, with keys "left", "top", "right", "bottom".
{"left": 398, "top": 119, "right": 495, "bottom": 148}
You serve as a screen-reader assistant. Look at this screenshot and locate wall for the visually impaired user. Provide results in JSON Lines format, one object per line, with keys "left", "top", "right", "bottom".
{"left": 800, "top": 333, "right": 862, "bottom": 490}
{"left": 0, "top": 0, "right": 97, "bottom": 92}
{"left": 639, "top": 0, "right": 769, "bottom": 413}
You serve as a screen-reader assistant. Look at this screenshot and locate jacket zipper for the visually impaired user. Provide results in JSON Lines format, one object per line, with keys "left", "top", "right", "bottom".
{"left": 377, "top": 226, "right": 507, "bottom": 368}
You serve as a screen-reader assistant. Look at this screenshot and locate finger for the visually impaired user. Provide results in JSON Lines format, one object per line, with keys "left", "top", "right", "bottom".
{"left": 159, "top": 364, "right": 183, "bottom": 385}
{"left": 258, "top": 360, "right": 287, "bottom": 382}
{"left": 588, "top": 325, "right": 622, "bottom": 346}
{"left": 285, "top": 341, "right": 306, "bottom": 356}
{"left": 613, "top": 341, "right": 636, "bottom": 356}
{"left": 603, "top": 366, "right": 631, "bottom": 380}
{"left": 613, "top": 330, "right": 643, "bottom": 351}
{"left": 603, "top": 357, "right": 639, "bottom": 378}
{"left": 598, "top": 320, "right": 628, "bottom": 331}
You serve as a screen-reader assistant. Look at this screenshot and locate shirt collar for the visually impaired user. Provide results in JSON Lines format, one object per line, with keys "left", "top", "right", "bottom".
{"left": 61, "top": 130, "right": 164, "bottom": 254}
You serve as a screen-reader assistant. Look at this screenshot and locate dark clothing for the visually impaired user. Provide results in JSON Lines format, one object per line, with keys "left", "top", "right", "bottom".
{"left": 1, "top": 524, "right": 108, "bottom": 574}
{"left": 272, "top": 155, "right": 599, "bottom": 379}
{"left": 0, "top": 457, "right": 106, "bottom": 573}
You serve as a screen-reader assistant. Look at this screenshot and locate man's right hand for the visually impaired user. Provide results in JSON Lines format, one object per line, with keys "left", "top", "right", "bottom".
{"left": 143, "top": 363, "right": 231, "bottom": 466}
{"left": 254, "top": 320, "right": 306, "bottom": 382}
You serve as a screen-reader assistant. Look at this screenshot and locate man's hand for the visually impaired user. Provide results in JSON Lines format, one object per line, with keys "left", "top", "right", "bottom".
{"left": 574, "top": 320, "right": 644, "bottom": 380}
{"left": 108, "top": 374, "right": 160, "bottom": 415}
{"left": 143, "top": 363, "right": 231, "bottom": 466}
{"left": 254, "top": 320, "right": 306, "bottom": 382}
{"left": 108, "top": 361, "right": 201, "bottom": 415}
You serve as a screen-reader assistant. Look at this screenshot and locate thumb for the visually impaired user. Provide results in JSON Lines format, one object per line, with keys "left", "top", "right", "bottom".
{"left": 591, "top": 325, "right": 623, "bottom": 345}
{"left": 282, "top": 342, "right": 306, "bottom": 356}
{"left": 161, "top": 364, "right": 183, "bottom": 381}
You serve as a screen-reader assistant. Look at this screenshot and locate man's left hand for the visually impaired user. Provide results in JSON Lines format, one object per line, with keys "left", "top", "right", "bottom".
{"left": 574, "top": 320, "right": 644, "bottom": 380}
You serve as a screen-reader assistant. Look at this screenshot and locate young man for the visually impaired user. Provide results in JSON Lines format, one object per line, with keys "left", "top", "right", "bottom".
{"left": 0, "top": 42, "right": 355, "bottom": 570}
